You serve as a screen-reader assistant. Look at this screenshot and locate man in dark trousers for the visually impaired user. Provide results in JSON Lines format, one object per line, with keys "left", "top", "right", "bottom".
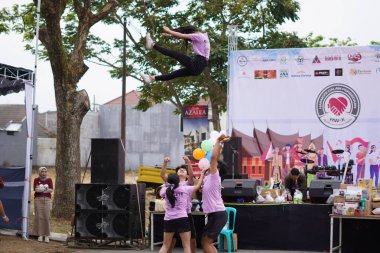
{"left": 285, "top": 168, "right": 307, "bottom": 201}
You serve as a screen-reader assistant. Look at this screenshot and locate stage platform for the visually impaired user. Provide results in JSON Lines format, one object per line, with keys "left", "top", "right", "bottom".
{"left": 151, "top": 203, "right": 380, "bottom": 252}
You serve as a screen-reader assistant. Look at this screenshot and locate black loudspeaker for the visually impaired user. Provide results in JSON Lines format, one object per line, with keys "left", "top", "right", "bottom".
{"left": 91, "top": 138, "right": 125, "bottom": 184}
{"left": 221, "top": 179, "right": 257, "bottom": 202}
{"left": 75, "top": 183, "right": 146, "bottom": 240}
{"left": 222, "top": 137, "right": 242, "bottom": 177}
{"left": 309, "top": 179, "right": 340, "bottom": 203}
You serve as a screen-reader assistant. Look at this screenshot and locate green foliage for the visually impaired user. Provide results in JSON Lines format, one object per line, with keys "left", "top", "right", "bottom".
{"left": 107, "top": 0, "right": 303, "bottom": 118}
{"left": 303, "top": 33, "right": 358, "bottom": 48}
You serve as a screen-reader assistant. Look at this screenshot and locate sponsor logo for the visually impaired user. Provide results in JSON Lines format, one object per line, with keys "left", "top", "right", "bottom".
{"left": 314, "top": 70, "right": 330, "bottom": 76}
{"left": 262, "top": 58, "right": 276, "bottom": 62}
{"left": 254, "top": 70, "right": 277, "bottom": 79}
{"left": 349, "top": 69, "right": 372, "bottom": 76}
{"left": 296, "top": 55, "right": 304, "bottom": 64}
{"left": 335, "top": 68, "right": 343, "bottom": 76}
{"left": 290, "top": 70, "right": 311, "bottom": 78}
{"left": 325, "top": 55, "right": 342, "bottom": 61}
{"left": 237, "top": 55, "right": 248, "bottom": 66}
{"left": 280, "top": 56, "right": 288, "bottom": 64}
{"left": 279, "top": 69, "right": 289, "bottom": 79}
{"left": 315, "top": 83, "right": 360, "bottom": 129}
{"left": 312, "top": 56, "right": 321, "bottom": 64}
{"left": 348, "top": 53, "right": 362, "bottom": 63}
{"left": 238, "top": 69, "right": 250, "bottom": 78}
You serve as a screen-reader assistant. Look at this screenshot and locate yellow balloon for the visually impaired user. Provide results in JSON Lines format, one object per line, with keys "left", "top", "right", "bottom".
{"left": 193, "top": 148, "right": 205, "bottom": 160}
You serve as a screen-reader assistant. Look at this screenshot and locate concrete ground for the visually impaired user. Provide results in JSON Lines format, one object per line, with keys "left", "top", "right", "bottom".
{"left": 63, "top": 233, "right": 324, "bottom": 253}
{"left": 73, "top": 248, "right": 323, "bottom": 253}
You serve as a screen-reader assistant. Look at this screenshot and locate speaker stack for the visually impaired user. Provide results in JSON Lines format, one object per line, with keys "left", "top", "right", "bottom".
{"left": 75, "top": 138, "right": 145, "bottom": 242}
{"left": 75, "top": 183, "right": 146, "bottom": 240}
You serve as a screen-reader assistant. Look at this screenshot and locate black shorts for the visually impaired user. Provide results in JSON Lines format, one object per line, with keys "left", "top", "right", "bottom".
{"left": 174, "top": 213, "right": 196, "bottom": 239}
{"left": 203, "top": 211, "right": 227, "bottom": 240}
{"left": 164, "top": 217, "right": 190, "bottom": 234}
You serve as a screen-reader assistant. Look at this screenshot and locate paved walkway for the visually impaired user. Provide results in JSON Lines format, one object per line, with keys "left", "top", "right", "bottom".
{"left": 50, "top": 233, "right": 324, "bottom": 253}
{"left": 73, "top": 248, "right": 323, "bottom": 253}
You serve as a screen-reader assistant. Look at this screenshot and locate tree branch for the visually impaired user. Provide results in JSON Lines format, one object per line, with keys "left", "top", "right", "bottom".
{"left": 72, "top": 0, "right": 83, "bottom": 17}
{"left": 90, "top": 0, "right": 119, "bottom": 26}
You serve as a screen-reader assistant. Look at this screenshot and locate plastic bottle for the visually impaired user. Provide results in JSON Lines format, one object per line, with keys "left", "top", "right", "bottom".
{"left": 360, "top": 197, "right": 366, "bottom": 216}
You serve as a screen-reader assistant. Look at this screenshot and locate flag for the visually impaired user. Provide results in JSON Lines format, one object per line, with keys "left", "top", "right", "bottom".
{"left": 326, "top": 140, "right": 339, "bottom": 163}
{"left": 261, "top": 141, "right": 273, "bottom": 163}
{"left": 345, "top": 137, "right": 369, "bottom": 148}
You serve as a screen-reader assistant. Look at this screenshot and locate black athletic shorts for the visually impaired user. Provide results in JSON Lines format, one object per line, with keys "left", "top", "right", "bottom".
{"left": 163, "top": 217, "right": 190, "bottom": 234}
{"left": 174, "top": 213, "right": 196, "bottom": 239}
{"left": 203, "top": 210, "right": 227, "bottom": 240}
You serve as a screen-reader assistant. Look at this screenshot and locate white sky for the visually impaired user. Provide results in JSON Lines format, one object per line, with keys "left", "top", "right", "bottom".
{"left": 1, "top": 0, "right": 380, "bottom": 113}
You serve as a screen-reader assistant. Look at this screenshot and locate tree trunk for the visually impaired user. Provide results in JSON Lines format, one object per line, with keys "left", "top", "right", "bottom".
{"left": 52, "top": 88, "right": 90, "bottom": 218}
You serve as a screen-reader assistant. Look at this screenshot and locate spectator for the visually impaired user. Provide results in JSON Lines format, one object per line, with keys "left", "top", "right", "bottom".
{"left": 32, "top": 167, "right": 53, "bottom": 243}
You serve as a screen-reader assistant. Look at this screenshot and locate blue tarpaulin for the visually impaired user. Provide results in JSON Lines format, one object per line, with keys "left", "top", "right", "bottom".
{"left": 0, "top": 167, "right": 25, "bottom": 230}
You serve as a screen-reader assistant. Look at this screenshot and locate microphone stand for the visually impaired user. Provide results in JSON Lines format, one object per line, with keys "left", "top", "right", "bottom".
{"left": 341, "top": 153, "right": 350, "bottom": 184}
{"left": 228, "top": 143, "right": 239, "bottom": 179}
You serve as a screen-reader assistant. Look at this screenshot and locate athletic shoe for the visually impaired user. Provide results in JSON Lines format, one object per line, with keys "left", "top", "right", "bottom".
{"left": 146, "top": 32, "right": 154, "bottom": 49}
{"left": 140, "top": 72, "right": 153, "bottom": 84}
{"left": 44, "top": 236, "right": 49, "bottom": 243}
{"left": 38, "top": 236, "right": 43, "bottom": 242}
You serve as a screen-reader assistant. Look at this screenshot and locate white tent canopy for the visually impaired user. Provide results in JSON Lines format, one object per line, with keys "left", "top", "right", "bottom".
{"left": 0, "top": 63, "right": 34, "bottom": 239}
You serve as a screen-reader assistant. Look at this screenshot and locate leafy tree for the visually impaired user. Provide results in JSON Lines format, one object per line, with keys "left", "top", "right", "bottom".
{"left": 99, "top": 0, "right": 303, "bottom": 131}
{"left": 304, "top": 33, "right": 357, "bottom": 47}
{"left": 0, "top": 0, "right": 119, "bottom": 218}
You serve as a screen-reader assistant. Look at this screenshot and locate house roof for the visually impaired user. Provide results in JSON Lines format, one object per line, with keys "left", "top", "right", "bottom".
{"left": 0, "top": 104, "right": 26, "bottom": 130}
{"left": 104, "top": 90, "right": 141, "bottom": 105}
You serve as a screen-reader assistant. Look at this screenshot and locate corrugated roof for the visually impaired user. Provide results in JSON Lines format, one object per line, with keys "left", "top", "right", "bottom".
{"left": 104, "top": 90, "right": 141, "bottom": 105}
{"left": 0, "top": 104, "right": 25, "bottom": 130}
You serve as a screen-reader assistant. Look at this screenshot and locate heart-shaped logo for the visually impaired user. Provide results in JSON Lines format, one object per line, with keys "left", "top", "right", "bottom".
{"left": 328, "top": 97, "right": 348, "bottom": 116}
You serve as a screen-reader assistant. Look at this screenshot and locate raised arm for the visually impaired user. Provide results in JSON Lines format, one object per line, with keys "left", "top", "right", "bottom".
{"left": 183, "top": 155, "right": 194, "bottom": 185}
{"left": 210, "top": 134, "right": 231, "bottom": 174}
{"left": 192, "top": 169, "right": 206, "bottom": 192}
{"left": 160, "top": 157, "right": 170, "bottom": 182}
{"left": 162, "top": 26, "right": 192, "bottom": 40}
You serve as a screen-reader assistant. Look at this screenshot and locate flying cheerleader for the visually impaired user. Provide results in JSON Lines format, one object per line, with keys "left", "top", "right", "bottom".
{"left": 140, "top": 25, "right": 210, "bottom": 84}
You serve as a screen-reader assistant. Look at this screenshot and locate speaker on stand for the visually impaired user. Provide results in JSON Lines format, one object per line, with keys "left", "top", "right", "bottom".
{"left": 222, "top": 137, "right": 242, "bottom": 179}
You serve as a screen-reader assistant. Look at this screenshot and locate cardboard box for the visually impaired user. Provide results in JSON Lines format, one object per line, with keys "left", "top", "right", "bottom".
{"left": 372, "top": 202, "right": 380, "bottom": 209}
{"left": 332, "top": 202, "right": 344, "bottom": 215}
{"left": 343, "top": 202, "right": 358, "bottom": 216}
{"left": 260, "top": 189, "right": 282, "bottom": 199}
{"left": 334, "top": 196, "right": 345, "bottom": 203}
{"left": 340, "top": 184, "right": 350, "bottom": 189}
{"left": 223, "top": 233, "right": 238, "bottom": 251}
{"left": 345, "top": 186, "right": 362, "bottom": 202}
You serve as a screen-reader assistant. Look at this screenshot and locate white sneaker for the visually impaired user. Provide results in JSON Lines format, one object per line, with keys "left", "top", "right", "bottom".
{"left": 38, "top": 236, "right": 43, "bottom": 242}
{"left": 139, "top": 72, "right": 153, "bottom": 84}
{"left": 44, "top": 236, "right": 49, "bottom": 243}
{"left": 146, "top": 32, "right": 154, "bottom": 49}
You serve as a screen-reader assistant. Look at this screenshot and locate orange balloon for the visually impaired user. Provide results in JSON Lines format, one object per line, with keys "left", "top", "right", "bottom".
{"left": 193, "top": 148, "right": 205, "bottom": 160}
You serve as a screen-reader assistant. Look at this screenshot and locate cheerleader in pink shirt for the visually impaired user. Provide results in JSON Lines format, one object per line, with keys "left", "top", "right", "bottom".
{"left": 159, "top": 172, "right": 205, "bottom": 253}
{"left": 201, "top": 134, "right": 231, "bottom": 253}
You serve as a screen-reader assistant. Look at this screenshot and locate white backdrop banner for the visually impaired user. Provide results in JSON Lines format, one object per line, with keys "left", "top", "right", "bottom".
{"left": 228, "top": 46, "right": 380, "bottom": 182}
